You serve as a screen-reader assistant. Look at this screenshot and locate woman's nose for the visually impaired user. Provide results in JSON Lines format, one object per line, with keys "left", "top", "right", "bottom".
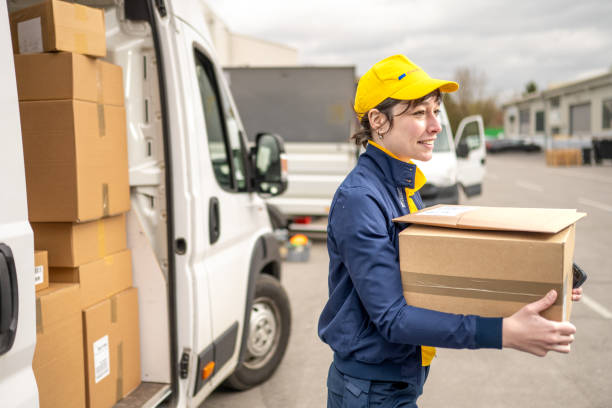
{"left": 427, "top": 112, "right": 442, "bottom": 134}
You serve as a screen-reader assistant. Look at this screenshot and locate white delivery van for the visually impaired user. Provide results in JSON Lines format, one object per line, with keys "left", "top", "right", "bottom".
{"left": 414, "top": 106, "right": 486, "bottom": 206}
{"left": 0, "top": 1, "right": 291, "bottom": 407}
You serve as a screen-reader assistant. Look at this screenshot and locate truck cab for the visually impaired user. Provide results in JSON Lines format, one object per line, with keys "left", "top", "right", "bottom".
{"left": 0, "top": 1, "right": 291, "bottom": 407}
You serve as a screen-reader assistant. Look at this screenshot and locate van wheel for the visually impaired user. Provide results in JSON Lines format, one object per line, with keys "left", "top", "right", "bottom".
{"left": 223, "top": 274, "right": 291, "bottom": 390}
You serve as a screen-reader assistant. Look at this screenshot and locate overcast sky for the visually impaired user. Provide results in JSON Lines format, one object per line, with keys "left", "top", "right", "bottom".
{"left": 205, "top": 0, "right": 612, "bottom": 103}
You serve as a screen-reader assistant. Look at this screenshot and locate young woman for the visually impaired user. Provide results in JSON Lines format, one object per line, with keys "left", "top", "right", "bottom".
{"left": 318, "top": 54, "right": 583, "bottom": 407}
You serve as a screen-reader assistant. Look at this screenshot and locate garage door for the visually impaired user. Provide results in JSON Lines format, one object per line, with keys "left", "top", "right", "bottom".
{"left": 570, "top": 103, "right": 591, "bottom": 136}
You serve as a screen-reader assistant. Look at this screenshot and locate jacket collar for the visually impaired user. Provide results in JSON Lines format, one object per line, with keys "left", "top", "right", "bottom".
{"left": 364, "top": 141, "right": 426, "bottom": 191}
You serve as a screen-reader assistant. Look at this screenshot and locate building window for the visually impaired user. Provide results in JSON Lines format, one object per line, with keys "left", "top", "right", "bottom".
{"left": 519, "top": 109, "right": 530, "bottom": 135}
{"left": 535, "top": 111, "right": 545, "bottom": 132}
{"left": 549, "top": 96, "right": 560, "bottom": 108}
{"left": 603, "top": 99, "right": 612, "bottom": 129}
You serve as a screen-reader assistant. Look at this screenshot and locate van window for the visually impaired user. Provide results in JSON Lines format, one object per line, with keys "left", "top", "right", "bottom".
{"left": 195, "top": 50, "right": 247, "bottom": 191}
{"left": 433, "top": 124, "right": 451, "bottom": 152}
{"left": 459, "top": 121, "right": 481, "bottom": 150}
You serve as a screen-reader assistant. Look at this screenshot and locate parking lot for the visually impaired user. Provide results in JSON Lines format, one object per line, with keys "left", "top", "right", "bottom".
{"left": 204, "top": 152, "right": 612, "bottom": 408}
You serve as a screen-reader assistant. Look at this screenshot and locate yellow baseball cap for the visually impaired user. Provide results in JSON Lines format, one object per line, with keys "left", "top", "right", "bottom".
{"left": 354, "top": 54, "right": 459, "bottom": 119}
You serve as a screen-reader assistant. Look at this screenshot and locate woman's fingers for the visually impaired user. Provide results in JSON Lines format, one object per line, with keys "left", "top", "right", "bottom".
{"left": 572, "top": 287, "right": 583, "bottom": 301}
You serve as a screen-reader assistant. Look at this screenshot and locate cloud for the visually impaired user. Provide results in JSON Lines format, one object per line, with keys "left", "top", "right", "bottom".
{"left": 206, "top": 0, "right": 612, "bottom": 101}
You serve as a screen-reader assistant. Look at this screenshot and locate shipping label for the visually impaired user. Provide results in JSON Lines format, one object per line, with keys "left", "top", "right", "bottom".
{"left": 34, "top": 265, "right": 43, "bottom": 285}
{"left": 93, "top": 335, "right": 110, "bottom": 383}
{"left": 17, "top": 17, "right": 43, "bottom": 54}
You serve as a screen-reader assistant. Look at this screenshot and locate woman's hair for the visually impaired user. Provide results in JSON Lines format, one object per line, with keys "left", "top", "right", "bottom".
{"left": 351, "top": 89, "right": 442, "bottom": 148}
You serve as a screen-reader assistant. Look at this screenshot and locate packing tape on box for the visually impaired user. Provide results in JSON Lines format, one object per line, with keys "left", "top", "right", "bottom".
{"left": 116, "top": 341, "right": 124, "bottom": 400}
{"left": 36, "top": 298, "right": 43, "bottom": 334}
{"left": 97, "top": 104, "right": 106, "bottom": 137}
{"left": 110, "top": 295, "right": 118, "bottom": 323}
{"left": 74, "top": 4, "right": 88, "bottom": 21}
{"left": 104, "top": 254, "right": 115, "bottom": 266}
{"left": 102, "top": 183, "right": 109, "bottom": 217}
{"left": 96, "top": 61, "right": 103, "bottom": 104}
{"left": 97, "top": 219, "right": 107, "bottom": 259}
{"left": 402, "top": 272, "right": 563, "bottom": 305}
{"left": 74, "top": 33, "right": 88, "bottom": 55}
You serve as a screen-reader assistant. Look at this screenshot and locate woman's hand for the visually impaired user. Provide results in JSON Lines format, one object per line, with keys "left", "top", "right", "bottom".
{"left": 502, "top": 290, "right": 576, "bottom": 357}
{"left": 572, "top": 287, "right": 583, "bottom": 302}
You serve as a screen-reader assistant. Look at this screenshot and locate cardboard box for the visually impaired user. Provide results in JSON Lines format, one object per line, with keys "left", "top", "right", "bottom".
{"left": 32, "top": 214, "right": 127, "bottom": 267}
{"left": 14, "top": 52, "right": 124, "bottom": 105}
{"left": 9, "top": 0, "right": 106, "bottom": 57}
{"left": 394, "top": 205, "right": 586, "bottom": 321}
{"left": 546, "top": 149, "right": 582, "bottom": 166}
{"left": 34, "top": 249, "right": 49, "bottom": 291}
{"left": 83, "top": 296, "right": 118, "bottom": 408}
{"left": 20, "top": 99, "right": 129, "bottom": 222}
{"left": 34, "top": 283, "right": 86, "bottom": 408}
{"left": 113, "top": 287, "right": 142, "bottom": 398}
{"left": 50, "top": 249, "right": 133, "bottom": 309}
{"left": 83, "top": 287, "right": 141, "bottom": 407}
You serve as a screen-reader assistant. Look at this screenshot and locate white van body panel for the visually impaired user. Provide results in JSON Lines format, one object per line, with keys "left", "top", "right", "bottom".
{"left": 455, "top": 115, "right": 486, "bottom": 195}
{"left": 0, "top": 1, "right": 38, "bottom": 405}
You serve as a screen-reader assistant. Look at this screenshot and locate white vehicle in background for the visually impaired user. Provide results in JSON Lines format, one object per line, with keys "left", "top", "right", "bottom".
{"left": 0, "top": 0, "right": 291, "bottom": 407}
{"left": 226, "top": 67, "right": 485, "bottom": 229}
{"left": 415, "top": 106, "right": 486, "bottom": 206}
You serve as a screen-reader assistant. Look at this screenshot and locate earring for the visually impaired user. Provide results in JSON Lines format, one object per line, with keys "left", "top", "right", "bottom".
{"left": 376, "top": 130, "right": 384, "bottom": 141}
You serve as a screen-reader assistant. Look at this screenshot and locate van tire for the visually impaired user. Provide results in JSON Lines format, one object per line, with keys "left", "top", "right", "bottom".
{"left": 223, "top": 273, "right": 291, "bottom": 390}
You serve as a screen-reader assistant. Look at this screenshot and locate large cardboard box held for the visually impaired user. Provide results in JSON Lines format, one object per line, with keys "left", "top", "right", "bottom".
{"left": 34, "top": 283, "right": 86, "bottom": 408}
{"left": 394, "top": 205, "right": 586, "bottom": 322}
{"left": 32, "top": 214, "right": 127, "bottom": 267}
{"left": 14, "top": 52, "right": 124, "bottom": 105}
{"left": 83, "top": 287, "right": 141, "bottom": 408}
{"left": 34, "top": 249, "right": 49, "bottom": 291}
{"left": 9, "top": 0, "right": 106, "bottom": 57}
{"left": 19, "top": 99, "right": 129, "bottom": 222}
{"left": 50, "top": 249, "right": 133, "bottom": 309}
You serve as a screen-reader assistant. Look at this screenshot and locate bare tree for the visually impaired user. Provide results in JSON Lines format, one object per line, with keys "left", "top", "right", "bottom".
{"left": 443, "top": 66, "right": 502, "bottom": 135}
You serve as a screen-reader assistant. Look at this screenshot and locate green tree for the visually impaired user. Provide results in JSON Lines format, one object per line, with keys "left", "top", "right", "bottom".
{"left": 525, "top": 80, "right": 538, "bottom": 94}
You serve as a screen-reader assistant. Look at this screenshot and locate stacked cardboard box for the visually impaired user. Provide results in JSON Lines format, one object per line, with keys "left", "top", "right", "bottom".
{"left": 34, "top": 283, "right": 85, "bottom": 408}
{"left": 11, "top": 1, "right": 141, "bottom": 407}
{"left": 34, "top": 250, "right": 49, "bottom": 292}
{"left": 546, "top": 149, "right": 582, "bottom": 166}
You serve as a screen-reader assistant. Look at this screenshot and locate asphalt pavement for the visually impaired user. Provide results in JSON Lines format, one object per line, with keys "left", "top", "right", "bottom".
{"left": 204, "top": 152, "right": 612, "bottom": 408}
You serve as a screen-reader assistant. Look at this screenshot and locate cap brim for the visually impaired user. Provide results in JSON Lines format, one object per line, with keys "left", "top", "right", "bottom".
{"left": 391, "top": 78, "right": 459, "bottom": 101}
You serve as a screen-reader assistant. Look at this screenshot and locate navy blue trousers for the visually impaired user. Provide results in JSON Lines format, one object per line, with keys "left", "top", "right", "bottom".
{"left": 326, "top": 362, "right": 429, "bottom": 408}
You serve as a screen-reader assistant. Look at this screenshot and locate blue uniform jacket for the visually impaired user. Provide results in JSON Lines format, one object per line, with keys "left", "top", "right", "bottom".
{"left": 318, "top": 143, "right": 502, "bottom": 385}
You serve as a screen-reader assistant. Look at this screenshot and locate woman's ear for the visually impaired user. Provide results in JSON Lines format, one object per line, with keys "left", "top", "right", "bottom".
{"left": 368, "top": 109, "right": 385, "bottom": 132}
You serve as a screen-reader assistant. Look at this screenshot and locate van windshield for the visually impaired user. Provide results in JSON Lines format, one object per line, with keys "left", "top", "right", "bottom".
{"left": 434, "top": 124, "right": 452, "bottom": 152}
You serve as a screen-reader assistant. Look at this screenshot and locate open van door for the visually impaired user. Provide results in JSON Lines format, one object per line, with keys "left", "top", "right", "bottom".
{"left": 455, "top": 115, "right": 486, "bottom": 197}
{"left": 0, "top": 2, "right": 39, "bottom": 406}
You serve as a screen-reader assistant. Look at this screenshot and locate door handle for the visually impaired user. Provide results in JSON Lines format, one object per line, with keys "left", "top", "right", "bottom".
{"left": 209, "top": 197, "right": 220, "bottom": 244}
{"left": 0, "top": 243, "right": 19, "bottom": 356}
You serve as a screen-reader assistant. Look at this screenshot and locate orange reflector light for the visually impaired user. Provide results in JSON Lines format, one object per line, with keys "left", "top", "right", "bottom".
{"left": 202, "top": 361, "right": 215, "bottom": 380}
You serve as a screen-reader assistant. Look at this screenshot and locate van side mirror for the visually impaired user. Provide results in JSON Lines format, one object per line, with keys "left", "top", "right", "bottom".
{"left": 252, "top": 133, "right": 288, "bottom": 196}
{"left": 456, "top": 141, "right": 469, "bottom": 158}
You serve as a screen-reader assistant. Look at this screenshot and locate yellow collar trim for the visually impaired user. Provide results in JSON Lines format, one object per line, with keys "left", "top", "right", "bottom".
{"left": 368, "top": 141, "right": 427, "bottom": 195}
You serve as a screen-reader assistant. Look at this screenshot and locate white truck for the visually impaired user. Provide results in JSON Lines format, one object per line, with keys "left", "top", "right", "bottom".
{"left": 1, "top": 1, "right": 291, "bottom": 407}
{"left": 226, "top": 65, "right": 485, "bottom": 225}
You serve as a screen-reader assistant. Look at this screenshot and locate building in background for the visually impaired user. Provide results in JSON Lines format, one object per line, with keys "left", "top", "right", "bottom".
{"left": 502, "top": 70, "right": 612, "bottom": 148}
{"left": 202, "top": 2, "right": 298, "bottom": 67}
